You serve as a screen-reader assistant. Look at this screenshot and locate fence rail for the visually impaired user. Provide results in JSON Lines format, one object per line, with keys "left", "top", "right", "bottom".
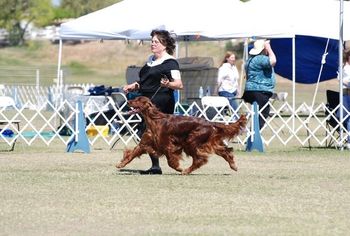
{"left": 1, "top": 89, "right": 349, "bottom": 150}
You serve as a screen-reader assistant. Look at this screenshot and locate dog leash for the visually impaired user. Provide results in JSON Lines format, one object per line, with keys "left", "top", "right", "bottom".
{"left": 150, "top": 85, "right": 162, "bottom": 101}
{"left": 150, "top": 74, "right": 169, "bottom": 101}
{"left": 122, "top": 85, "right": 161, "bottom": 116}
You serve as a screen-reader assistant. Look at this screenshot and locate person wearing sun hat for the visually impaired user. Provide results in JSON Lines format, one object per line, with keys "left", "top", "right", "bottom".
{"left": 242, "top": 39, "right": 277, "bottom": 129}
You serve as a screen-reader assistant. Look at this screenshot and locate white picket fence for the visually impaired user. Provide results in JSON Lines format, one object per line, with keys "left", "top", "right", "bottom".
{"left": 1, "top": 85, "right": 349, "bottom": 150}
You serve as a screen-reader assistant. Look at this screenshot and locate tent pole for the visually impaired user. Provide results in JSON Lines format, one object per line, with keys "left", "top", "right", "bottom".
{"left": 292, "top": 36, "right": 296, "bottom": 132}
{"left": 57, "top": 39, "right": 63, "bottom": 90}
{"left": 239, "top": 38, "right": 249, "bottom": 96}
{"left": 339, "top": 0, "right": 344, "bottom": 150}
{"left": 175, "top": 41, "right": 179, "bottom": 58}
{"left": 54, "top": 39, "right": 63, "bottom": 128}
{"left": 175, "top": 41, "right": 180, "bottom": 103}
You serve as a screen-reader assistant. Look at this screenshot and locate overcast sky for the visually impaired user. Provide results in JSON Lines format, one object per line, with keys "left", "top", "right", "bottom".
{"left": 52, "top": 0, "right": 60, "bottom": 6}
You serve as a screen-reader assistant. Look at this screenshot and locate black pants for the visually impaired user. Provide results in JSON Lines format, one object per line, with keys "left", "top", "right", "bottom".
{"left": 243, "top": 91, "right": 273, "bottom": 129}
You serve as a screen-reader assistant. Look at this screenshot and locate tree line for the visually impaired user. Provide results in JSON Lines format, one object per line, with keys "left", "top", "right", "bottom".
{"left": 0, "top": 0, "right": 121, "bottom": 46}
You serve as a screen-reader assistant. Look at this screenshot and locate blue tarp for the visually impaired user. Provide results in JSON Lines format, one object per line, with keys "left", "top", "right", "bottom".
{"left": 270, "top": 35, "right": 339, "bottom": 84}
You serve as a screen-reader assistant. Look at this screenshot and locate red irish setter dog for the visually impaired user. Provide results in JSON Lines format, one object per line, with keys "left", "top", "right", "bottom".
{"left": 116, "top": 96, "right": 247, "bottom": 175}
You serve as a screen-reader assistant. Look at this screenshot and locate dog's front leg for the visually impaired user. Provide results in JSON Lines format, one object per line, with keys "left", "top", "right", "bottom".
{"left": 116, "top": 145, "right": 146, "bottom": 169}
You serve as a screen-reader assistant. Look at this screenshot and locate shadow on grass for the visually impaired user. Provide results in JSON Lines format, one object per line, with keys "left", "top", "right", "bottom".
{"left": 115, "top": 169, "right": 232, "bottom": 176}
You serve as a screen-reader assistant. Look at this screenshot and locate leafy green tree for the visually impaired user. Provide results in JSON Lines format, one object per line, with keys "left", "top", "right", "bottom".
{"left": 0, "top": 0, "right": 54, "bottom": 46}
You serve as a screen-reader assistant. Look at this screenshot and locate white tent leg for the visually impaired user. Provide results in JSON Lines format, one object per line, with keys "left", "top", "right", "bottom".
{"left": 175, "top": 41, "right": 180, "bottom": 103}
{"left": 339, "top": 0, "right": 344, "bottom": 150}
{"left": 57, "top": 39, "right": 63, "bottom": 89}
{"left": 239, "top": 38, "right": 249, "bottom": 96}
{"left": 175, "top": 41, "right": 179, "bottom": 58}
{"left": 55, "top": 39, "right": 63, "bottom": 127}
{"left": 292, "top": 36, "right": 296, "bottom": 132}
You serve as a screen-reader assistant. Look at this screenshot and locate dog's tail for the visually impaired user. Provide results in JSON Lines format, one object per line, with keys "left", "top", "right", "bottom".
{"left": 214, "top": 114, "right": 247, "bottom": 138}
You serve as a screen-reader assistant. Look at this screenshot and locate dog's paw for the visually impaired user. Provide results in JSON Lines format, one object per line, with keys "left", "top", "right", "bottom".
{"left": 116, "top": 163, "right": 124, "bottom": 169}
{"left": 230, "top": 164, "right": 238, "bottom": 171}
{"left": 181, "top": 169, "right": 191, "bottom": 175}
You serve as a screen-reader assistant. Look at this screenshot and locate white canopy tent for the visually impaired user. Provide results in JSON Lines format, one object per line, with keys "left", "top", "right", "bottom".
{"left": 59, "top": 0, "right": 291, "bottom": 41}
{"left": 59, "top": 0, "right": 350, "bottom": 83}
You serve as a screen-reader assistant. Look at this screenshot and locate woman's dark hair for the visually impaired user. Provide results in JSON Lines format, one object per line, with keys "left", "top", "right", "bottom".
{"left": 151, "top": 29, "right": 176, "bottom": 55}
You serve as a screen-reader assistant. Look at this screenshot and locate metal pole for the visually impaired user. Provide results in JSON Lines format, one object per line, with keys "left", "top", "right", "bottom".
{"left": 175, "top": 41, "right": 179, "bottom": 58}
{"left": 184, "top": 35, "right": 189, "bottom": 57}
{"left": 175, "top": 41, "right": 180, "bottom": 103}
{"left": 36, "top": 69, "right": 40, "bottom": 108}
{"left": 339, "top": 0, "right": 344, "bottom": 149}
{"left": 57, "top": 39, "right": 63, "bottom": 89}
{"left": 292, "top": 36, "right": 296, "bottom": 131}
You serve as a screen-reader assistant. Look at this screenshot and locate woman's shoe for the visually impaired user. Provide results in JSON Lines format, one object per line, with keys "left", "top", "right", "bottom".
{"left": 139, "top": 168, "right": 162, "bottom": 175}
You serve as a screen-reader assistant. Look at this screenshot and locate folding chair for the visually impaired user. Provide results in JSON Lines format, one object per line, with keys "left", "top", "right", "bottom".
{"left": 67, "top": 86, "right": 84, "bottom": 95}
{"left": 109, "top": 92, "right": 142, "bottom": 149}
{"left": 269, "top": 92, "right": 288, "bottom": 114}
{"left": 201, "top": 96, "right": 236, "bottom": 123}
{"left": 269, "top": 92, "right": 289, "bottom": 135}
{"left": 270, "top": 92, "right": 288, "bottom": 103}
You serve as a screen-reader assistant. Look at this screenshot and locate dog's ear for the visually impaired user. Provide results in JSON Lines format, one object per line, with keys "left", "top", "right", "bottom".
{"left": 135, "top": 96, "right": 154, "bottom": 111}
{"left": 144, "top": 98, "right": 154, "bottom": 109}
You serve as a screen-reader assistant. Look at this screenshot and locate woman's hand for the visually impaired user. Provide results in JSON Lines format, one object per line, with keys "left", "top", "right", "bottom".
{"left": 160, "top": 77, "right": 170, "bottom": 87}
{"left": 264, "top": 40, "right": 271, "bottom": 50}
{"left": 264, "top": 40, "right": 277, "bottom": 66}
{"left": 160, "top": 78, "right": 184, "bottom": 90}
{"left": 123, "top": 82, "right": 139, "bottom": 93}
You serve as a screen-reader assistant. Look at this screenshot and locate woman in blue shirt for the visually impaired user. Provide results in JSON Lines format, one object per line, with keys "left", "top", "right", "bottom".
{"left": 243, "top": 39, "right": 277, "bottom": 129}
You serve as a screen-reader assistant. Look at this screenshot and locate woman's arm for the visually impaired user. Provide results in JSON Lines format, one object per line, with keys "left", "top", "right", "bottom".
{"left": 161, "top": 69, "right": 183, "bottom": 90}
{"left": 217, "top": 66, "right": 227, "bottom": 89}
{"left": 265, "top": 41, "right": 277, "bottom": 66}
{"left": 123, "top": 82, "right": 139, "bottom": 93}
{"left": 161, "top": 78, "right": 183, "bottom": 90}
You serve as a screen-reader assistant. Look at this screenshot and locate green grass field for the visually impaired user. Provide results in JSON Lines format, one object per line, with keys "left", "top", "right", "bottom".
{"left": 0, "top": 147, "right": 349, "bottom": 235}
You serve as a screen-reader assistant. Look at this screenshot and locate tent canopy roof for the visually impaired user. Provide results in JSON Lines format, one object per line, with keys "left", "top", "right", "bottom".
{"left": 59, "top": 0, "right": 350, "bottom": 41}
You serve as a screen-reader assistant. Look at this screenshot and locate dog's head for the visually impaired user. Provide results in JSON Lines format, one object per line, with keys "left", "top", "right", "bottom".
{"left": 127, "top": 96, "right": 155, "bottom": 114}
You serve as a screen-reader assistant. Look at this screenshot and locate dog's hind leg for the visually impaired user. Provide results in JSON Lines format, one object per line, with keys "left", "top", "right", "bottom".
{"left": 166, "top": 153, "right": 183, "bottom": 173}
{"left": 182, "top": 154, "right": 208, "bottom": 175}
{"left": 214, "top": 146, "right": 238, "bottom": 171}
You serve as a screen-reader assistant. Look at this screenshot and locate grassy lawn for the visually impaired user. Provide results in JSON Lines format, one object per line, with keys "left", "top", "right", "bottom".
{"left": 0, "top": 147, "right": 349, "bottom": 235}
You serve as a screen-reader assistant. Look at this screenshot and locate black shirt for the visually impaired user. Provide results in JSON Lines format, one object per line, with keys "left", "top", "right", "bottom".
{"left": 138, "top": 58, "right": 180, "bottom": 114}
